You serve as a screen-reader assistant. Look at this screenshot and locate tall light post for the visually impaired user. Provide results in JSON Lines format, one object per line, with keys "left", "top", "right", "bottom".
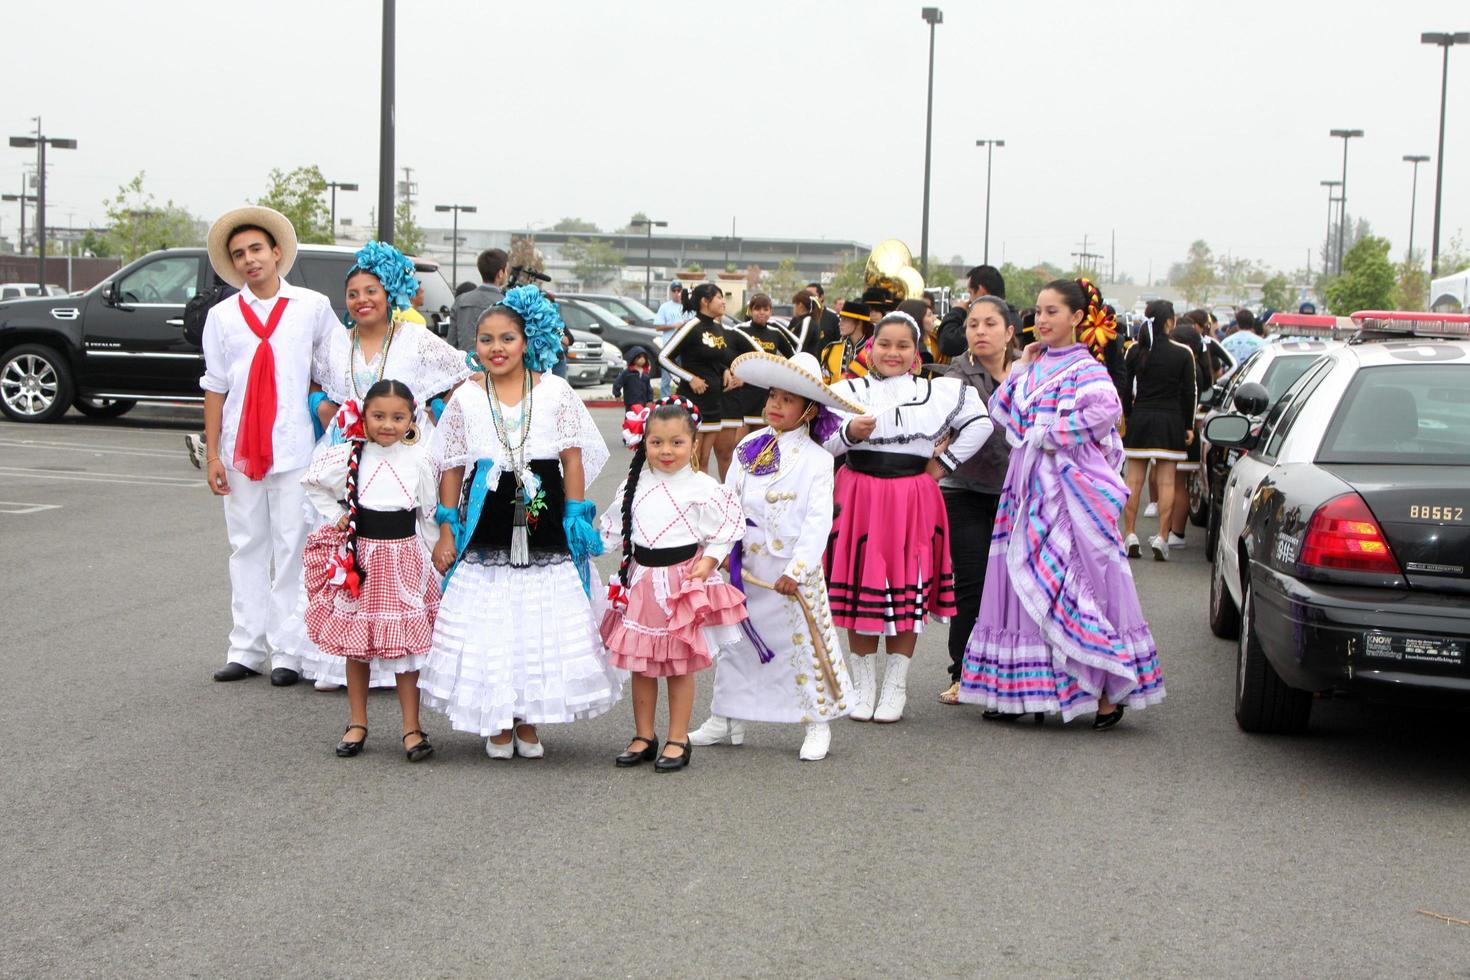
{"left": 1329, "top": 128, "right": 1363, "bottom": 275}
{"left": 1421, "top": 32, "right": 1469, "bottom": 275}
{"left": 631, "top": 217, "right": 667, "bottom": 305}
{"left": 1320, "top": 180, "right": 1341, "bottom": 278}
{"left": 1402, "top": 155, "right": 1431, "bottom": 266}
{"left": 433, "top": 204, "right": 477, "bottom": 285}
{"left": 975, "top": 138, "right": 1005, "bottom": 265}
{"left": 377, "top": 0, "right": 395, "bottom": 243}
{"left": 9, "top": 125, "right": 77, "bottom": 289}
{"left": 919, "top": 7, "right": 942, "bottom": 278}
{"left": 2, "top": 179, "right": 36, "bottom": 255}
{"left": 326, "top": 180, "right": 358, "bottom": 240}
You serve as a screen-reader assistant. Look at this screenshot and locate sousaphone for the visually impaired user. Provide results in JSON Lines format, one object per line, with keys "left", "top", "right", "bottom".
{"left": 864, "top": 238, "right": 926, "bottom": 305}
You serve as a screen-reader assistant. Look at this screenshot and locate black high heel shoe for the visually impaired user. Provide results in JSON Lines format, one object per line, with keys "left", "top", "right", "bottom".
{"left": 336, "top": 724, "right": 368, "bottom": 757}
{"left": 654, "top": 739, "right": 693, "bottom": 773}
{"left": 1092, "top": 705, "right": 1126, "bottom": 731}
{"left": 982, "top": 710, "right": 1047, "bottom": 725}
{"left": 403, "top": 729, "right": 434, "bottom": 763}
{"left": 616, "top": 735, "right": 659, "bottom": 768}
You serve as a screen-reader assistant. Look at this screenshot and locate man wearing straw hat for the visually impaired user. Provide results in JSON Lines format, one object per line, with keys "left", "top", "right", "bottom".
{"left": 199, "top": 206, "right": 340, "bottom": 686}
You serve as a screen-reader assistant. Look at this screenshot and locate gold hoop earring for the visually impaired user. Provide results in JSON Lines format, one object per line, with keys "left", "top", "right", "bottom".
{"left": 402, "top": 426, "right": 420, "bottom": 446}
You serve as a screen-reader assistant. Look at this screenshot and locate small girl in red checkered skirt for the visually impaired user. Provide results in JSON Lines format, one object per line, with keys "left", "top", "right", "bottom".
{"left": 301, "top": 379, "right": 441, "bottom": 762}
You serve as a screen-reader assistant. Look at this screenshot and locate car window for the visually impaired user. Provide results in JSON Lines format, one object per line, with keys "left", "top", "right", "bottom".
{"left": 558, "top": 303, "right": 595, "bottom": 330}
{"left": 1220, "top": 349, "right": 1261, "bottom": 402}
{"left": 1263, "top": 359, "right": 1335, "bottom": 457}
{"left": 415, "top": 267, "right": 455, "bottom": 315}
{"left": 117, "top": 256, "right": 201, "bottom": 304}
{"left": 297, "top": 255, "right": 354, "bottom": 311}
{"left": 1259, "top": 354, "right": 1320, "bottom": 403}
{"left": 1317, "top": 364, "right": 1470, "bottom": 466}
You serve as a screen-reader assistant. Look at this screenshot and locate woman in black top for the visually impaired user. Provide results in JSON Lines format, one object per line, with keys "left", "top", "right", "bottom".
{"left": 728, "top": 292, "right": 798, "bottom": 432}
{"left": 657, "top": 282, "right": 734, "bottom": 474}
{"left": 1121, "top": 299, "right": 1197, "bottom": 562}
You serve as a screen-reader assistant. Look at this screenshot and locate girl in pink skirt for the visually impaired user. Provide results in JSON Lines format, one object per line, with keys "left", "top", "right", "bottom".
{"left": 301, "top": 380, "right": 441, "bottom": 762}
{"left": 599, "top": 397, "right": 747, "bottom": 772}
{"left": 823, "top": 311, "right": 993, "bottom": 723}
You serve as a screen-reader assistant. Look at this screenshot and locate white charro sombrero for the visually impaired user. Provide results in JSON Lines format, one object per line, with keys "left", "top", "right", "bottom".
{"left": 731, "top": 351, "right": 865, "bottom": 413}
{"left": 206, "top": 205, "right": 299, "bottom": 288}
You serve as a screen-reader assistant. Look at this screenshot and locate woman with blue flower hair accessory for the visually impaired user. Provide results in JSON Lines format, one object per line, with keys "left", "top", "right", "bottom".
{"left": 300, "top": 241, "right": 472, "bottom": 691}
{"left": 419, "top": 286, "right": 623, "bottom": 759}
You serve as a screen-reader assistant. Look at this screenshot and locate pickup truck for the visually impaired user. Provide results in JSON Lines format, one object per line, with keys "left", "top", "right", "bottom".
{"left": 0, "top": 244, "right": 456, "bottom": 423}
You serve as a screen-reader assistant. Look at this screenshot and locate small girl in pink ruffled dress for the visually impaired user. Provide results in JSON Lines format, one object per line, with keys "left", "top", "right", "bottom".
{"left": 599, "top": 397, "right": 747, "bottom": 773}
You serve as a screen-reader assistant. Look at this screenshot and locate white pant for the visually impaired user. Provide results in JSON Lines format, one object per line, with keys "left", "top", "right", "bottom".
{"left": 220, "top": 464, "right": 314, "bottom": 671}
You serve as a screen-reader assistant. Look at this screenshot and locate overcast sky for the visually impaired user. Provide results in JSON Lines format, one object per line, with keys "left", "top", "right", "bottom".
{"left": 7, "top": 0, "right": 1468, "bottom": 283}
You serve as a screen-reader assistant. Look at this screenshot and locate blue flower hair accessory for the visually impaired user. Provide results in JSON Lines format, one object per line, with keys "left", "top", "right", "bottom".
{"left": 351, "top": 241, "right": 420, "bottom": 312}
{"left": 495, "top": 285, "right": 565, "bottom": 373}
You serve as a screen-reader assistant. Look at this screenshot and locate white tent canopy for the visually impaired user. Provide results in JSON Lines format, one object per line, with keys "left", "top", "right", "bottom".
{"left": 1430, "top": 268, "right": 1470, "bottom": 312}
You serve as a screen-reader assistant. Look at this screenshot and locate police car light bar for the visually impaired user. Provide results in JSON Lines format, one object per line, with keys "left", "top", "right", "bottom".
{"left": 1264, "top": 312, "right": 1355, "bottom": 339}
{"left": 1350, "top": 311, "right": 1470, "bottom": 338}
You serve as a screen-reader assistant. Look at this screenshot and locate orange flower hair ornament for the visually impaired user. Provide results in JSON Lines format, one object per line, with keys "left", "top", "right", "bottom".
{"left": 1075, "top": 278, "right": 1117, "bottom": 363}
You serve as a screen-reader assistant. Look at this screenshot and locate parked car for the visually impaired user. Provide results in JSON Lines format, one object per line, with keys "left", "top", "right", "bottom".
{"left": 563, "top": 328, "right": 606, "bottom": 388}
{"left": 554, "top": 297, "right": 661, "bottom": 357}
{"left": 0, "top": 245, "right": 455, "bottom": 423}
{"left": 0, "top": 283, "right": 64, "bottom": 301}
{"left": 601, "top": 341, "right": 625, "bottom": 384}
{"left": 1206, "top": 311, "right": 1470, "bottom": 733}
{"left": 560, "top": 292, "right": 658, "bottom": 326}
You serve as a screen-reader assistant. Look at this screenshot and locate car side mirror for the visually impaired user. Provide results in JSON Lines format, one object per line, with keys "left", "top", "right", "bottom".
{"left": 586, "top": 323, "right": 604, "bottom": 334}
{"left": 101, "top": 281, "right": 118, "bottom": 306}
{"left": 1199, "top": 385, "right": 1221, "bottom": 408}
{"left": 1205, "top": 414, "right": 1254, "bottom": 449}
{"left": 1232, "top": 381, "right": 1269, "bottom": 416}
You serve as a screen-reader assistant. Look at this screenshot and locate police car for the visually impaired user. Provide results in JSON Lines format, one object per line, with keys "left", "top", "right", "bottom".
{"left": 1205, "top": 312, "right": 1470, "bottom": 733}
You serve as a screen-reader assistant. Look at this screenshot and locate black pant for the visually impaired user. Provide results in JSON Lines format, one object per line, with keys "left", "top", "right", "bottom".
{"left": 943, "top": 488, "right": 1000, "bottom": 682}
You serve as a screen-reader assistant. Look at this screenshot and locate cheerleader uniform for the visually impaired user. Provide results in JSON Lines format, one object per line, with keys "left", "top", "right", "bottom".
{"left": 728, "top": 320, "right": 798, "bottom": 426}
{"left": 823, "top": 372, "right": 992, "bottom": 635}
{"left": 419, "top": 374, "right": 623, "bottom": 737}
{"left": 1122, "top": 334, "right": 1197, "bottom": 462}
{"left": 300, "top": 439, "right": 441, "bottom": 669}
{"left": 658, "top": 313, "right": 734, "bottom": 434}
{"left": 599, "top": 465, "right": 747, "bottom": 676}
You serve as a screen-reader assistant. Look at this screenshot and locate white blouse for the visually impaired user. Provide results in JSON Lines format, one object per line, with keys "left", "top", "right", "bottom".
{"left": 600, "top": 464, "right": 745, "bottom": 563}
{"left": 825, "top": 372, "right": 994, "bottom": 473}
{"left": 723, "top": 426, "right": 834, "bottom": 582}
{"left": 300, "top": 439, "right": 440, "bottom": 543}
{"left": 312, "top": 320, "right": 471, "bottom": 410}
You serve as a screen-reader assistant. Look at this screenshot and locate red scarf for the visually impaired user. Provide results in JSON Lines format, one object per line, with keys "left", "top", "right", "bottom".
{"left": 233, "top": 293, "right": 289, "bottom": 480}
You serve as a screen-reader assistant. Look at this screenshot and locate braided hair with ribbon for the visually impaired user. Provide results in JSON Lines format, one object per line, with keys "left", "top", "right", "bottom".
{"left": 615, "top": 395, "right": 701, "bottom": 591}
{"left": 336, "top": 378, "right": 417, "bottom": 598}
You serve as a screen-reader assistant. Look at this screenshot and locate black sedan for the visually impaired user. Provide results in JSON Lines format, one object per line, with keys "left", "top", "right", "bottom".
{"left": 1205, "top": 313, "right": 1470, "bottom": 733}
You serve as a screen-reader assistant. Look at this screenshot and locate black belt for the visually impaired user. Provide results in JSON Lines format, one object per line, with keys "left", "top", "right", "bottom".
{"left": 355, "top": 508, "right": 417, "bottom": 539}
{"left": 634, "top": 543, "right": 698, "bottom": 567}
{"left": 845, "top": 450, "right": 929, "bottom": 478}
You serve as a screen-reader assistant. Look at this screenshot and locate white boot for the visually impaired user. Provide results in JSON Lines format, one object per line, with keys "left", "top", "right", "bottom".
{"left": 799, "top": 722, "right": 831, "bottom": 761}
{"left": 873, "top": 654, "right": 911, "bottom": 723}
{"left": 848, "top": 654, "right": 877, "bottom": 722}
{"left": 688, "top": 714, "right": 746, "bottom": 746}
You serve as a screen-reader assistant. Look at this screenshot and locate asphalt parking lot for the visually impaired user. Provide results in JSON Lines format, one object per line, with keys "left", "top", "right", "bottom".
{"left": 2, "top": 405, "right": 1468, "bottom": 977}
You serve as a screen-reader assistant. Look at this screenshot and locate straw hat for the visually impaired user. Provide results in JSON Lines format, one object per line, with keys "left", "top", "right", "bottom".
{"left": 731, "top": 351, "right": 865, "bottom": 413}
{"left": 206, "top": 206, "right": 299, "bottom": 288}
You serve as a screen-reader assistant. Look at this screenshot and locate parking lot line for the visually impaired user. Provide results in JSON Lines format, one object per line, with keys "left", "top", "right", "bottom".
{"left": 0, "top": 466, "right": 200, "bottom": 488}
{"left": 0, "top": 500, "right": 62, "bottom": 514}
{"left": 0, "top": 438, "right": 182, "bottom": 459}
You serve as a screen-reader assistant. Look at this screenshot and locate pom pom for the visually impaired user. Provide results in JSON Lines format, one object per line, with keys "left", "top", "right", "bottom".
{"left": 352, "top": 241, "right": 421, "bottom": 312}
{"left": 334, "top": 399, "right": 366, "bottom": 442}
{"left": 496, "top": 285, "right": 566, "bottom": 374}
{"left": 622, "top": 404, "right": 652, "bottom": 448}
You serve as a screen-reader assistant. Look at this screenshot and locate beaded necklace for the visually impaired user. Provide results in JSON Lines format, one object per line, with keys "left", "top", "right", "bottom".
{"left": 349, "top": 323, "right": 397, "bottom": 400}
{"left": 485, "top": 368, "right": 546, "bottom": 564}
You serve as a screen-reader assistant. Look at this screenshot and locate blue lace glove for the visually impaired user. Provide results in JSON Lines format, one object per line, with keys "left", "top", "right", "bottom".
{"left": 563, "top": 499, "right": 603, "bottom": 597}
{"left": 308, "top": 391, "right": 331, "bottom": 441}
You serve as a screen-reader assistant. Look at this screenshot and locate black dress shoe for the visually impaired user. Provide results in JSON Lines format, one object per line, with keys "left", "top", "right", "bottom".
{"left": 615, "top": 735, "right": 658, "bottom": 768}
{"left": 1092, "top": 705, "right": 1126, "bottom": 731}
{"left": 213, "top": 663, "right": 261, "bottom": 682}
{"left": 654, "top": 739, "right": 692, "bottom": 773}
{"left": 270, "top": 667, "right": 301, "bottom": 687}
{"left": 336, "top": 724, "right": 368, "bottom": 757}
{"left": 403, "top": 730, "right": 434, "bottom": 763}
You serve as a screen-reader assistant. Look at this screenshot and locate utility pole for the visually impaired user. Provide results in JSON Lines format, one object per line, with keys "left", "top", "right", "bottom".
{"left": 9, "top": 118, "right": 77, "bottom": 288}
{"left": 378, "top": 0, "right": 395, "bottom": 243}
{"left": 1421, "top": 32, "right": 1468, "bottom": 275}
{"left": 1329, "top": 128, "right": 1363, "bottom": 275}
{"left": 1110, "top": 229, "right": 1116, "bottom": 283}
{"left": 1403, "top": 154, "right": 1430, "bottom": 266}
{"left": 327, "top": 180, "right": 359, "bottom": 241}
{"left": 918, "top": 7, "right": 943, "bottom": 277}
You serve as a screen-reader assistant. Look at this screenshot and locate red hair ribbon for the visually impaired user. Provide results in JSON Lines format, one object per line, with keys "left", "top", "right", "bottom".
{"left": 334, "top": 399, "right": 366, "bottom": 442}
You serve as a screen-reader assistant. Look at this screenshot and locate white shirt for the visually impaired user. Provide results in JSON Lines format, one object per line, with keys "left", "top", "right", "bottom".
{"left": 312, "top": 320, "right": 471, "bottom": 411}
{"left": 200, "top": 277, "right": 340, "bottom": 474}
{"left": 600, "top": 464, "right": 745, "bottom": 563}
{"left": 301, "top": 440, "right": 440, "bottom": 545}
{"left": 826, "top": 372, "right": 993, "bottom": 473}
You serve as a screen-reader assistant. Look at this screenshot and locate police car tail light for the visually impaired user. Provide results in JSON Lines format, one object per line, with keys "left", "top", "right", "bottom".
{"left": 1299, "top": 493, "right": 1400, "bottom": 574}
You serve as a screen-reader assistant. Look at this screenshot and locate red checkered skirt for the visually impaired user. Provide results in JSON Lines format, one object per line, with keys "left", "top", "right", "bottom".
{"left": 303, "top": 525, "right": 440, "bottom": 660}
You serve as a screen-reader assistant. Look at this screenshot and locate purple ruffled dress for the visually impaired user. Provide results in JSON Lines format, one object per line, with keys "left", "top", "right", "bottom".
{"left": 958, "top": 344, "right": 1165, "bottom": 721}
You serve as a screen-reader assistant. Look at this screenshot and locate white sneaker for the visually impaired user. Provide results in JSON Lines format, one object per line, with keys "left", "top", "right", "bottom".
{"left": 1167, "top": 532, "right": 1188, "bottom": 549}
{"left": 184, "top": 433, "right": 206, "bottom": 470}
{"left": 688, "top": 715, "right": 746, "bottom": 746}
{"left": 313, "top": 677, "right": 342, "bottom": 692}
{"left": 848, "top": 654, "right": 877, "bottom": 722}
{"left": 512, "top": 730, "right": 544, "bottom": 759}
{"left": 1125, "top": 533, "right": 1142, "bottom": 558}
{"left": 485, "top": 737, "right": 514, "bottom": 760}
{"left": 1144, "top": 502, "right": 1158, "bottom": 518}
{"left": 799, "top": 722, "right": 831, "bottom": 761}
{"left": 872, "top": 654, "right": 911, "bottom": 723}
{"left": 1150, "top": 535, "right": 1169, "bottom": 561}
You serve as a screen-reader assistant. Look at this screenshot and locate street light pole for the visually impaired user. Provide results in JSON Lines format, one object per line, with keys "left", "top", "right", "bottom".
{"left": 2, "top": 179, "right": 36, "bottom": 255}
{"left": 434, "top": 203, "right": 477, "bottom": 285}
{"left": 1320, "top": 180, "right": 1341, "bottom": 279}
{"left": 632, "top": 217, "right": 668, "bottom": 305}
{"left": 1329, "top": 128, "right": 1363, "bottom": 275}
{"left": 1421, "top": 32, "right": 1468, "bottom": 275}
{"left": 9, "top": 127, "right": 77, "bottom": 289}
{"left": 919, "top": 7, "right": 943, "bottom": 278}
{"left": 378, "top": 0, "right": 395, "bottom": 243}
{"left": 1402, "top": 155, "right": 1431, "bottom": 266}
{"left": 327, "top": 180, "right": 359, "bottom": 241}
{"left": 976, "top": 138, "right": 1005, "bottom": 266}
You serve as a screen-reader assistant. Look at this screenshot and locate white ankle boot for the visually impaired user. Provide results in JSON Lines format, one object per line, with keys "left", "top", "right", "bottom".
{"left": 688, "top": 715, "right": 745, "bottom": 746}
{"left": 873, "top": 654, "right": 911, "bottom": 723}
{"left": 799, "top": 722, "right": 831, "bottom": 761}
{"left": 848, "top": 654, "right": 877, "bottom": 721}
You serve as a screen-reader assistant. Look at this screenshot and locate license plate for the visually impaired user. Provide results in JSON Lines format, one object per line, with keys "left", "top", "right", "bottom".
{"left": 1363, "top": 631, "right": 1466, "bottom": 667}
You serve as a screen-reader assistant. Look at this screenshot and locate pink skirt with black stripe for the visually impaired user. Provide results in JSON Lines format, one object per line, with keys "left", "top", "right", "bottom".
{"left": 824, "top": 469, "right": 955, "bottom": 635}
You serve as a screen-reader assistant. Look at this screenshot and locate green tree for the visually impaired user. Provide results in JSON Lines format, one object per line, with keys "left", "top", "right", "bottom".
{"left": 552, "top": 217, "right": 600, "bottom": 233}
{"left": 619, "top": 211, "right": 651, "bottom": 233}
{"left": 508, "top": 235, "right": 546, "bottom": 278}
{"left": 1323, "top": 235, "right": 1394, "bottom": 314}
{"left": 1435, "top": 230, "right": 1468, "bottom": 278}
{"left": 1392, "top": 255, "right": 1430, "bottom": 311}
{"left": 1171, "top": 240, "right": 1216, "bottom": 305}
{"left": 394, "top": 199, "right": 425, "bottom": 255}
{"left": 1259, "top": 273, "right": 1294, "bottom": 311}
{"left": 563, "top": 237, "right": 623, "bottom": 288}
{"left": 257, "top": 165, "right": 332, "bottom": 244}
{"left": 998, "top": 261, "right": 1063, "bottom": 307}
{"left": 764, "top": 258, "right": 806, "bottom": 300}
{"left": 99, "top": 172, "right": 203, "bottom": 261}
{"left": 927, "top": 265, "right": 958, "bottom": 292}
{"left": 825, "top": 257, "right": 866, "bottom": 300}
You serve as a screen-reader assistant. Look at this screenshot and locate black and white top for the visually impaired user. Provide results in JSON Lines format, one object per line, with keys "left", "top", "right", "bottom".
{"left": 657, "top": 314, "right": 732, "bottom": 389}
{"left": 824, "top": 372, "right": 993, "bottom": 474}
{"left": 733, "top": 321, "right": 798, "bottom": 359}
